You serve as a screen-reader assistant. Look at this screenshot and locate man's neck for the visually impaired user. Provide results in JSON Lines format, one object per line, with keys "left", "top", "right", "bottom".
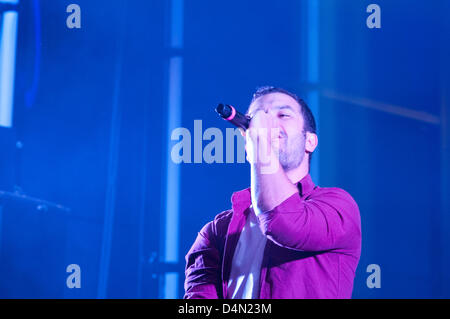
{"left": 285, "top": 159, "right": 309, "bottom": 184}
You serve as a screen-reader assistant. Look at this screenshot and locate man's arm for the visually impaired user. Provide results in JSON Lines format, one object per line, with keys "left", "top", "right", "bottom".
{"left": 184, "top": 221, "right": 222, "bottom": 299}
{"left": 245, "top": 110, "right": 299, "bottom": 214}
{"left": 256, "top": 188, "right": 361, "bottom": 252}
{"left": 246, "top": 110, "right": 360, "bottom": 252}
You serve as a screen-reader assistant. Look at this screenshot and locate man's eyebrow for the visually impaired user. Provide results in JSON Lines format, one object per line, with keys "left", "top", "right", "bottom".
{"left": 275, "top": 105, "right": 296, "bottom": 112}
{"left": 247, "top": 104, "right": 298, "bottom": 116}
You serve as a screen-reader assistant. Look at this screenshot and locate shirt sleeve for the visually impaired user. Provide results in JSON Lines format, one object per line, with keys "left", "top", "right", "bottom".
{"left": 256, "top": 188, "right": 361, "bottom": 252}
{"left": 184, "top": 221, "right": 222, "bottom": 299}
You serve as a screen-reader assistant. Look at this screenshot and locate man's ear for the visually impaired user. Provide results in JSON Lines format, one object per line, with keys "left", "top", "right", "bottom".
{"left": 305, "top": 132, "right": 318, "bottom": 153}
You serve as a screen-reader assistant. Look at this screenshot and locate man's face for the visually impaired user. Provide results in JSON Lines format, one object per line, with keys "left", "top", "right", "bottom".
{"left": 247, "top": 92, "right": 307, "bottom": 171}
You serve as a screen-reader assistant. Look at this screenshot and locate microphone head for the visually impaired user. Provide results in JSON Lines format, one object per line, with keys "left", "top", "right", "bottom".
{"left": 215, "top": 103, "right": 233, "bottom": 119}
{"left": 215, "top": 103, "right": 250, "bottom": 130}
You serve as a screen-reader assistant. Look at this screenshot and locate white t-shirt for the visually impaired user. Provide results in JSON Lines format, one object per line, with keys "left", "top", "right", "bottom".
{"left": 227, "top": 206, "right": 267, "bottom": 299}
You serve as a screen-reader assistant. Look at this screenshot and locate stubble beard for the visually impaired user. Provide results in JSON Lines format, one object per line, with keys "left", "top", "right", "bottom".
{"left": 277, "top": 132, "right": 306, "bottom": 172}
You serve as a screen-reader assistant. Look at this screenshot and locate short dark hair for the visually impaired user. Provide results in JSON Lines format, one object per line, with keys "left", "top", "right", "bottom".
{"left": 250, "top": 86, "right": 317, "bottom": 167}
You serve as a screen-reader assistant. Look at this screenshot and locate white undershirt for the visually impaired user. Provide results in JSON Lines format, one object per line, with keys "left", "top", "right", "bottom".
{"left": 227, "top": 206, "right": 267, "bottom": 299}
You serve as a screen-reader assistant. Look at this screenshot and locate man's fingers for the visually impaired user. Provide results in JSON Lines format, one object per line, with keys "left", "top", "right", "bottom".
{"left": 245, "top": 111, "right": 281, "bottom": 169}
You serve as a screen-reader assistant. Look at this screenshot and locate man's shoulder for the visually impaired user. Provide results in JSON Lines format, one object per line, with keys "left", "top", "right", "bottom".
{"left": 312, "top": 185, "right": 355, "bottom": 197}
{"left": 213, "top": 209, "right": 234, "bottom": 223}
{"left": 200, "top": 209, "right": 233, "bottom": 239}
{"left": 309, "top": 185, "right": 360, "bottom": 211}
{"left": 309, "top": 186, "right": 362, "bottom": 249}
{"left": 196, "top": 209, "right": 233, "bottom": 252}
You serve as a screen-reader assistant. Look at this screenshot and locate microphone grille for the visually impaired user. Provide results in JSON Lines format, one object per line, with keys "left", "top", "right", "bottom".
{"left": 215, "top": 103, "right": 233, "bottom": 118}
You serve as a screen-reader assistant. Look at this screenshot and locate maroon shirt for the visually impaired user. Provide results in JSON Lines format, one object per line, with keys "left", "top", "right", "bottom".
{"left": 184, "top": 174, "right": 362, "bottom": 299}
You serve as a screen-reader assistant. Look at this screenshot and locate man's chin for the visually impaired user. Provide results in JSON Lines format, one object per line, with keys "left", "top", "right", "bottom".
{"left": 279, "top": 154, "right": 304, "bottom": 172}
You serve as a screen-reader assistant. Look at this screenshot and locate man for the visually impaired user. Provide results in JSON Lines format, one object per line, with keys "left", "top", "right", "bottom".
{"left": 184, "top": 86, "right": 361, "bottom": 299}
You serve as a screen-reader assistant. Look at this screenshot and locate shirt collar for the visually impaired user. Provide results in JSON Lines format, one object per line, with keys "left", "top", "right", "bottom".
{"left": 297, "top": 173, "right": 315, "bottom": 197}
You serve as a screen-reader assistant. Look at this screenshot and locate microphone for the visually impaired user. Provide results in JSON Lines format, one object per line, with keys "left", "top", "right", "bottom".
{"left": 215, "top": 104, "right": 250, "bottom": 130}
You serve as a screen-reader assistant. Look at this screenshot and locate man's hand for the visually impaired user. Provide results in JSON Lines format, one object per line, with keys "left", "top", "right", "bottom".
{"left": 245, "top": 110, "right": 281, "bottom": 174}
{"left": 242, "top": 110, "right": 298, "bottom": 215}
